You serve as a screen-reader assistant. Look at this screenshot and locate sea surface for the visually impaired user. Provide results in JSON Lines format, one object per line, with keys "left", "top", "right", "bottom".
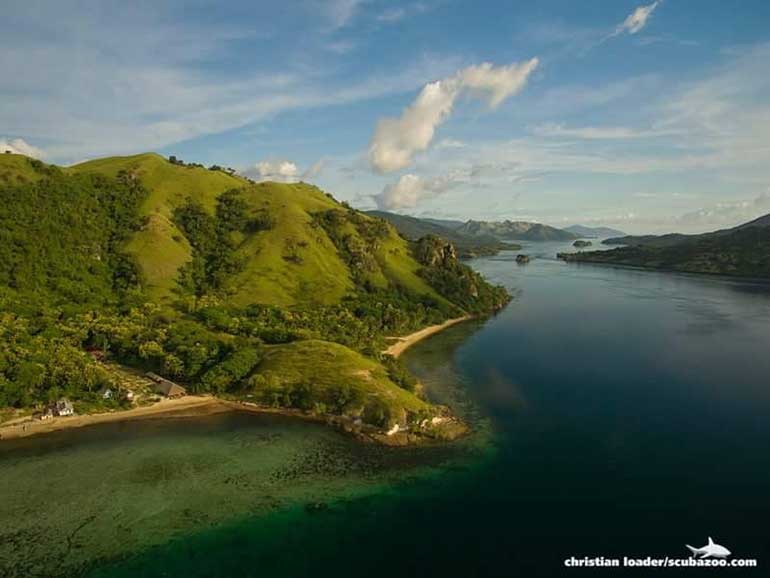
{"left": 2, "top": 240, "right": 770, "bottom": 577}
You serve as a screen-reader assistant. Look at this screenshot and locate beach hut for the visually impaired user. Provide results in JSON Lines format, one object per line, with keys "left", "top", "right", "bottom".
{"left": 145, "top": 372, "right": 187, "bottom": 398}
{"left": 53, "top": 399, "right": 75, "bottom": 416}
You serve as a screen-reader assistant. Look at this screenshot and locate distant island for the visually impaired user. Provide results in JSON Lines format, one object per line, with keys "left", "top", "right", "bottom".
{"left": 367, "top": 213, "right": 599, "bottom": 246}
{"left": 0, "top": 153, "right": 511, "bottom": 444}
{"left": 558, "top": 214, "right": 770, "bottom": 278}
{"left": 366, "top": 210, "right": 520, "bottom": 258}
{"left": 564, "top": 224, "right": 626, "bottom": 238}
{"left": 455, "top": 219, "right": 579, "bottom": 242}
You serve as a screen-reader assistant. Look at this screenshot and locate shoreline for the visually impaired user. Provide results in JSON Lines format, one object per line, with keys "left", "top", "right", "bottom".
{"left": 0, "top": 396, "right": 223, "bottom": 441}
{"left": 0, "top": 396, "right": 467, "bottom": 446}
{"left": 383, "top": 315, "right": 473, "bottom": 358}
{"left": 1, "top": 317, "right": 476, "bottom": 444}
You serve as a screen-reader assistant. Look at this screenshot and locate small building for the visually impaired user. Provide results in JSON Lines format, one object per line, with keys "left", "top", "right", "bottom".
{"left": 102, "top": 388, "right": 113, "bottom": 400}
{"left": 125, "top": 390, "right": 135, "bottom": 402}
{"left": 53, "top": 398, "right": 75, "bottom": 417}
{"left": 146, "top": 372, "right": 187, "bottom": 398}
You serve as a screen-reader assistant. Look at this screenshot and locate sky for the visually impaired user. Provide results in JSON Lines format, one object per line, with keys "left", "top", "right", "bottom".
{"left": 2, "top": 0, "right": 770, "bottom": 234}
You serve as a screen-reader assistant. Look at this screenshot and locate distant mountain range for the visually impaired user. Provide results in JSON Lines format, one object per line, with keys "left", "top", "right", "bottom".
{"left": 559, "top": 213, "right": 770, "bottom": 278}
{"left": 456, "top": 220, "right": 579, "bottom": 242}
{"left": 564, "top": 224, "right": 626, "bottom": 238}
{"left": 366, "top": 211, "right": 519, "bottom": 257}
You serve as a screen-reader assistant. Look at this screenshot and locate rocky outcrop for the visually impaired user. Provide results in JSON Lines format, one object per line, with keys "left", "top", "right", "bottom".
{"left": 414, "top": 235, "right": 458, "bottom": 267}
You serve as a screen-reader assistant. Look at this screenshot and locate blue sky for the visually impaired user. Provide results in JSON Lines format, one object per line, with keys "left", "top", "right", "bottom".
{"left": 2, "top": 0, "right": 770, "bottom": 233}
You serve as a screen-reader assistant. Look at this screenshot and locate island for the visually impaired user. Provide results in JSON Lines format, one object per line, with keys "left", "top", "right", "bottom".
{"left": 558, "top": 213, "right": 770, "bottom": 278}
{"left": 516, "top": 254, "right": 531, "bottom": 264}
{"left": 0, "top": 153, "right": 510, "bottom": 445}
{"left": 573, "top": 240, "right": 593, "bottom": 248}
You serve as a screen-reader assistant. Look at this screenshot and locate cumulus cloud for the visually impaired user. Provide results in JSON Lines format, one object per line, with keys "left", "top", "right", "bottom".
{"left": 242, "top": 159, "right": 326, "bottom": 183}
{"left": 0, "top": 137, "right": 45, "bottom": 158}
{"left": 611, "top": 2, "right": 660, "bottom": 37}
{"left": 373, "top": 173, "right": 465, "bottom": 210}
{"left": 368, "top": 59, "right": 539, "bottom": 173}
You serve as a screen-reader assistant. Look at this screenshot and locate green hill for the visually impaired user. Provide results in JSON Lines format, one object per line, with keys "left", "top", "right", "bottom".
{"left": 0, "top": 153, "right": 509, "bottom": 439}
{"left": 68, "top": 153, "right": 247, "bottom": 300}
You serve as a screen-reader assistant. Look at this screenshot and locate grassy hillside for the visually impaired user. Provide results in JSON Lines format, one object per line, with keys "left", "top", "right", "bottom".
{"left": 250, "top": 340, "right": 431, "bottom": 427}
{"left": 0, "top": 153, "right": 58, "bottom": 185}
{"left": 65, "top": 154, "right": 444, "bottom": 308}
{"left": 0, "top": 152, "right": 508, "bottom": 438}
{"left": 69, "top": 153, "right": 246, "bottom": 300}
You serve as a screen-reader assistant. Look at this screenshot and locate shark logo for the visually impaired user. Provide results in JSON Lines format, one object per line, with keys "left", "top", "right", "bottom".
{"left": 686, "top": 537, "right": 731, "bottom": 559}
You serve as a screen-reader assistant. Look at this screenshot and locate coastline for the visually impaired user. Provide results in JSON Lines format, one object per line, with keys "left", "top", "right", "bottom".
{"left": 0, "top": 317, "right": 476, "bottom": 444}
{"left": 0, "top": 396, "right": 467, "bottom": 446}
{"left": 0, "top": 396, "right": 223, "bottom": 441}
{"left": 383, "top": 315, "right": 473, "bottom": 358}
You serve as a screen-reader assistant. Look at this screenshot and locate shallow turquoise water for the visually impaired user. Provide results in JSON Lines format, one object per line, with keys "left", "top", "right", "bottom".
{"left": 4, "top": 240, "right": 770, "bottom": 577}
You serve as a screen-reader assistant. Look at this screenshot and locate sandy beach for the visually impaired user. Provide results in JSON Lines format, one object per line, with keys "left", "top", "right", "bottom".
{"left": 383, "top": 315, "right": 473, "bottom": 358}
{"left": 0, "top": 395, "right": 225, "bottom": 441}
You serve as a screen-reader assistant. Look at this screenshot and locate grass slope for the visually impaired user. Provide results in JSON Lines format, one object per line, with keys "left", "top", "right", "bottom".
{"left": 67, "top": 154, "right": 443, "bottom": 308}
{"left": 0, "top": 154, "right": 57, "bottom": 185}
{"left": 253, "top": 339, "right": 430, "bottom": 426}
{"left": 227, "top": 183, "right": 354, "bottom": 307}
{"left": 70, "top": 154, "right": 246, "bottom": 300}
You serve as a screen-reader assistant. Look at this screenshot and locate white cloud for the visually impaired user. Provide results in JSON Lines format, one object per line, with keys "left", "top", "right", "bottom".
{"left": 0, "top": 4, "right": 464, "bottom": 163}
{"left": 612, "top": 2, "right": 661, "bottom": 37}
{"left": 532, "top": 122, "right": 673, "bottom": 140}
{"left": 244, "top": 160, "right": 298, "bottom": 182}
{"left": 0, "top": 137, "right": 45, "bottom": 158}
{"left": 243, "top": 158, "right": 326, "bottom": 183}
{"left": 368, "top": 59, "right": 539, "bottom": 173}
{"left": 373, "top": 172, "right": 467, "bottom": 209}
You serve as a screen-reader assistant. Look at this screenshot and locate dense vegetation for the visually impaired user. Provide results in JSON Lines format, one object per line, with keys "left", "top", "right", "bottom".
{"left": 0, "top": 154, "right": 509, "bottom": 431}
{"left": 0, "top": 168, "right": 146, "bottom": 306}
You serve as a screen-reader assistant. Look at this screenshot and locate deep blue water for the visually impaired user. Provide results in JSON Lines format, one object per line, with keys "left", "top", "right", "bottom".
{"left": 70, "top": 242, "right": 770, "bottom": 576}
